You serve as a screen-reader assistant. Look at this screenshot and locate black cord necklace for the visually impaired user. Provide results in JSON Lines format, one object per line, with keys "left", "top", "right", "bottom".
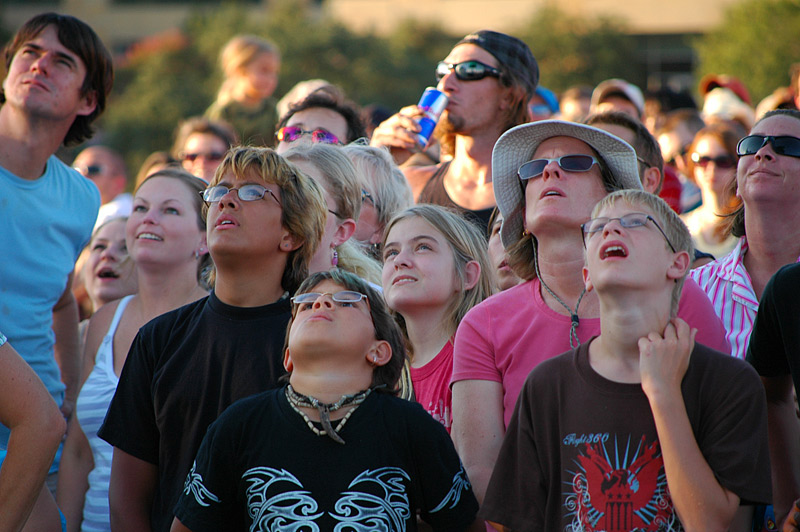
{"left": 285, "top": 384, "right": 372, "bottom": 444}
{"left": 534, "top": 252, "right": 586, "bottom": 349}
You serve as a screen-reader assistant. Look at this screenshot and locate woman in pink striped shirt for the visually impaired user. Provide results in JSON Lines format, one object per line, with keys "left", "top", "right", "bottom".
{"left": 689, "top": 109, "right": 800, "bottom": 360}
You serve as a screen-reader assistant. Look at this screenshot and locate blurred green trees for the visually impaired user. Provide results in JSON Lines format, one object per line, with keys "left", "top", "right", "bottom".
{"left": 97, "top": 1, "right": 641, "bottom": 175}
{"left": 695, "top": 0, "right": 800, "bottom": 104}
{"left": 87, "top": 0, "right": 799, "bottom": 176}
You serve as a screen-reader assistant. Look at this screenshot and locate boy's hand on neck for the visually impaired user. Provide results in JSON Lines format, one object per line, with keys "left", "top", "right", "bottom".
{"left": 638, "top": 318, "right": 696, "bottom": 403}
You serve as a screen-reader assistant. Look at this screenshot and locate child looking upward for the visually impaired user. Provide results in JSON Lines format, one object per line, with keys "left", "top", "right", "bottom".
{"left": 482, "top": 190, "right": 771, "bottom": 531}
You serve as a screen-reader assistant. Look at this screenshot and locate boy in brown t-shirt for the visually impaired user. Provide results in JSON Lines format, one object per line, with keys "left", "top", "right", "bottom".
{"left": 482, "top": 190, "right": 771, "bottom": 531}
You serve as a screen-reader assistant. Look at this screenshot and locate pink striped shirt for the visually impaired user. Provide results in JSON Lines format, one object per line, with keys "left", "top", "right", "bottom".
{"left": 690, "top": 238, "right": 800, "bottom": 359}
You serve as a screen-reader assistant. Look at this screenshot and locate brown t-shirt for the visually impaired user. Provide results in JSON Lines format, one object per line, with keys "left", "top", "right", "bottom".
{"left": 481, "top": 338, "right": 771, "bottom": 532}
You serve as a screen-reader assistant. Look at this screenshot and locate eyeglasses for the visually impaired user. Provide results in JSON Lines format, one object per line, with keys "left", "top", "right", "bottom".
{"left": 665, "top": 145, "right": 690, "bottom": 167}
{"left": 276, "top": 126, "right": 343, "bottom": 146}
{"left": 435, "top": 60, "right": 502, "bottom": 82}
{"left": 691, "top": 153, "right": 736, "bottom": 169}
{"left": 581, "top": 212, "right": 676, "bottom": 253}
{"left": 291, "top": 291, "right": 368, "bottom": 311}
{"left": 75, "top": 165, "right": 103, "bottom": 177}
{"left": 518, "top": 154, "right": 598, "bottom": 181}
{"left": 361, "top": 188, "right": 375, "bottom": 207}
{"left": 183, "top": 152, "right": 225, "bottom": 163}
{"left": 736, "top": 135, "right": 800, "bottom": 158}
{"left": 200, "top": 184, "right": 282, "bottom": 206}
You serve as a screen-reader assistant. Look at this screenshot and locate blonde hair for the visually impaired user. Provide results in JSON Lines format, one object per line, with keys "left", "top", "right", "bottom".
{"left": 206, "top": 146, "right": 326, "bottom": 293}
{"left": 590, "top": 190, "right": 693, "bottom": 316}
{"left": 343, "top": 145, "right": 413, "bottom": 231}
{"left": 216, "top": 34, "right": 280, "bottom": 106}
{"left": 283, "top": 144, "right": 382, "bottom": 283}
{"left": 282, "top": 143, "right": 361, "bottom": 222}
{"left": 382, "top": 205, "right": 497, "bottom": 342}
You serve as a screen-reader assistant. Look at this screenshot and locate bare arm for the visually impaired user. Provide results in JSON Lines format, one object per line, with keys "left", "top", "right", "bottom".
{"left": 0, "top": 341, "right": 66, "bottom": 532}
{"left": 52, "top": 272, "right": 82, "bottom": 421}
{"left": 56, "top": 417, "right": 93, "bottom": 532}
{"left": 170, "top": 518, "right": 192, "bottom": 532}
{"left": 640, "top": 319, "right": 739, "bottom": 531}
{"left": 763, "top": 375, "right": 800, "bottom": 523}
{"left": 109, "top": 448, "right": 158, "bottom": 532}
{"left": 451, "top": 379, "right": 505, "bottom": 504}
{"left": 56, "top": 302, "right": 117, "bottom": 532}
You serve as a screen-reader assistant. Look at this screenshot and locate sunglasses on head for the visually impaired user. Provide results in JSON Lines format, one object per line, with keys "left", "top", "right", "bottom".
{"left": 736, "top": 135, "right": 800, "bottom": 158}
{"left": 691, "top": 153, "right": 736, "bottom": 169}
{"left": 276, "top": 126, "right": 343, "bottom": 146}
{"left": 518, "top": 154, "right": 598, "bottom": 181}
{"left": 435, "top": 60, "right": 502, "bottom": 83}
{"left": 183, "top": 152, "right": 225, "bottom": 163}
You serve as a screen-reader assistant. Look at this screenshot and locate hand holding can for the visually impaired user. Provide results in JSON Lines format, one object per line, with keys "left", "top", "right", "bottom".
{"left": 415, "top": 87, "right": 449, "bottom": 149}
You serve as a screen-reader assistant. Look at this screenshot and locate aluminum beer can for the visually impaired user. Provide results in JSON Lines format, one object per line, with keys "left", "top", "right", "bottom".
{"left": 415, "top": 87, "right": 449, "bottom": 147}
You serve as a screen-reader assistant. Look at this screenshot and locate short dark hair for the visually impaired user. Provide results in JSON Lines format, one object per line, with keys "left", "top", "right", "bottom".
{"left": 656, "top": 108, "right": 705, "bottom": 139}
{"left": 171, "top": 116, "right": 239, "bottom": 160}
{"left": 276, "top": 88, "right": 367, "bottom": 144}
{"left": 2, "top": 13, "right": 114, "bottom": 146}
{"left": 288, "top": 269, "right": 406, "bottom": 393}
{"left": 586, "top": 110, "right": 664, "bottom": 180}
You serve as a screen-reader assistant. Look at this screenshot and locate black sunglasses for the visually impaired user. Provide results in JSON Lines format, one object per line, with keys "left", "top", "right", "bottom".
{"left": 691, "top": 153, "right": 736, "bottom": 169}
{"left": 435, "top": 60, "right": 502, "bottom": 82}
{"left": 518, "top": 155, "right": 598, "bottom": 181}
{"left": 736, "top": 135, "right": 800, "bottom": 158}
{"left": 75, "top": 164, "right": 103, "bottom": 177}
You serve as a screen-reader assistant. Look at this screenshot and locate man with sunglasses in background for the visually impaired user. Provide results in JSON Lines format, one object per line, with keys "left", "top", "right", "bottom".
{"left": 0, "top": 12, "right": 113, "bottom": 526}
{"left": 689, "top": 109, "right": 800, "bottom": 527}
{"left": 371, "top": 30, "right": 538, "bottom": 230}
{"left": 73, "top": 144, "right": 132, "bottom": 228}
{"left": 274, "top": 88, "right": 366, "bottom": 154}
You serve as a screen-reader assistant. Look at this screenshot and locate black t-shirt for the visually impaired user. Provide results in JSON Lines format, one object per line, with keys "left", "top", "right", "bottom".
{"left": 98, "top": 291, "right": 291, "bottom": 532}
{"left": 747, "top": 263, "right": 800, "bottom": 394}
{"left": 174, "top": 387, "right": 479, "bottom": 531}
{"left": 482, "top": 338, "right": 771, "bottom": 532}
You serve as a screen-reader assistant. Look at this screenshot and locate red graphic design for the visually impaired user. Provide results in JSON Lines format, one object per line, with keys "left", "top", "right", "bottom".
{"left": 573, "top": 436, "right": 674, "bottom": 531}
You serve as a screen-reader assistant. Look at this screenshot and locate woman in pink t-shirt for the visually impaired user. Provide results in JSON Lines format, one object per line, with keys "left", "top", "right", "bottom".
{"left": 381, "top": 205, "right": 495, "bottom": 432}
{"left": 451, "top": 120, "right": 730, "bottom": 503}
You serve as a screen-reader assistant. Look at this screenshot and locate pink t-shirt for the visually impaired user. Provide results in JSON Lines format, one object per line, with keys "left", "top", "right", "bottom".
{"left": 410, "top": 340, "right": 454, "bottom": 432}
{"left": 452, "top": 277, "right": 730, "bottom": 428}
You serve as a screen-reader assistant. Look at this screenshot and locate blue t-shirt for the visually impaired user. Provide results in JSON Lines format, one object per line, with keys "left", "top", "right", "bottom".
{"left": 0, "top": 155, "right": 99, "bottom": 446}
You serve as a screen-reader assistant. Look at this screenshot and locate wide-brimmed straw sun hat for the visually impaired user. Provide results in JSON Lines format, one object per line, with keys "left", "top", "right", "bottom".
{"left": 492, "top": 119, "right": 642, "bottom": 247}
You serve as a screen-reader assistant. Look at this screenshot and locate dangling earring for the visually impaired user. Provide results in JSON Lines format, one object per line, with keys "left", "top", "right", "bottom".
{"left": 331, "top": 248, "right": 339, "bottom": 267}
{"left": 194, "top": 249, "right": 200, "bottom": 260}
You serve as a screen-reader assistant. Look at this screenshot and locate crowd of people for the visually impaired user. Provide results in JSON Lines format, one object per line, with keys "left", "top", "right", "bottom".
{"left": 2, "top": 10, "right": 800, "bottom": 532}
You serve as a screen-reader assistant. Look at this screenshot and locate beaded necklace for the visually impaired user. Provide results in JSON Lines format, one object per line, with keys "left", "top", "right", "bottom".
{"left": 285, "top": 384, "right": 373, "bottom": 444}
{"left": 534, "top": 250, "right": 586, "bottom": 349}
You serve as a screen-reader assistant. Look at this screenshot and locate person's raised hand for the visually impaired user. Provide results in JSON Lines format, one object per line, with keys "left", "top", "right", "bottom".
{"left": 639, "top": 318, "right": 696, "bottom": 400}
{"left": 369, "top": 105, "right": 424, "bottom": 164}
